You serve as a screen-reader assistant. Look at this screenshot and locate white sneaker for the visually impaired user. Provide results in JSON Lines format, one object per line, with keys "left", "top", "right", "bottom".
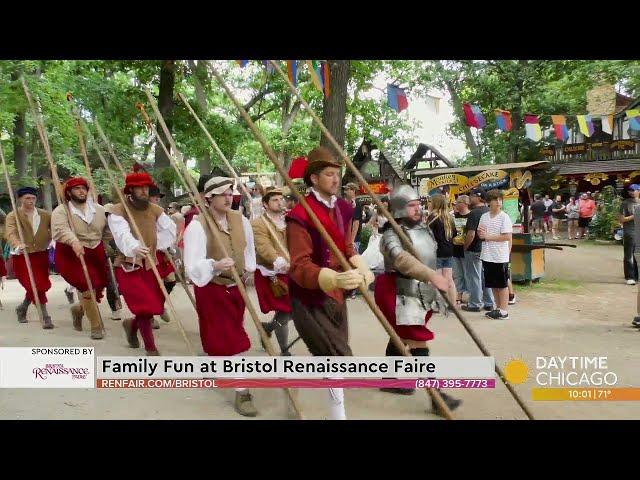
{"left": 626, "top": 279, "right": 636, "bottom": 285}
{"left": 111, "top": 309, "right": 122, "bottom": 320}
{"left": 508, "top": 294, "right": 517, "bottom": 305}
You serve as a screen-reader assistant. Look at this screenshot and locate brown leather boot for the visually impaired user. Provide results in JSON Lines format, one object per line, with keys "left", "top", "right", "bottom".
{"left": 234, "top": 391, "right": 258, "bottom": 417}
{"left": 122, "top": 318, "right": 140, "bottom": 348}
{"left": 71, "top": 303, "right": 84, "bottom": 331}
{"left": 81, "top": 294, "right": 104, "bottom": 340}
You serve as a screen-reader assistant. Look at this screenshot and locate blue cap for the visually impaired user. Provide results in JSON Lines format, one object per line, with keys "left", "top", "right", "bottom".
{"left": 628, "top": 184, "right": 640, "bottom": 191}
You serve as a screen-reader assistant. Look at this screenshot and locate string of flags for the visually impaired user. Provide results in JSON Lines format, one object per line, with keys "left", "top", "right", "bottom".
{"left": 463, "top": 102, "right": 640, "bottom": 142}
{"left": 235, "top": 60, "right": 330, "bottom": 97}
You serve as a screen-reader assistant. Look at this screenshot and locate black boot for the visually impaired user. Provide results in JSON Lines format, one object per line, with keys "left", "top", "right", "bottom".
{"left": 410, "top": 347, "right": 463, "bottom": 412}
{"left": 436, "top": 389, "right": 463, "bottom": 411}
{"left": 260, "top": 322, "right": 274, "bottom": 350}
{"left": 380, "top": 340, "right": 415, "bottom": 395}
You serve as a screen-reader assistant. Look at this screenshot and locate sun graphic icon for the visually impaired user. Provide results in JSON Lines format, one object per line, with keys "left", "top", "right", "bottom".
{"left": 503, "top": 358, "right": 529, "bottom": 385}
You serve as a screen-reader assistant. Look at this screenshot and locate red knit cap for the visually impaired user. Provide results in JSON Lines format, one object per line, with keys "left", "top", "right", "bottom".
{"left": 124, "top": 164, "right": 154, "bottom": 194}
{"left": 64, "top": 177, "right": 89, "bottom": 200}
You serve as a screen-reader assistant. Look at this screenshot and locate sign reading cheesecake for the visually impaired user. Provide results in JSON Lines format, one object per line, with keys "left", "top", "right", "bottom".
{"left": 420, "top": 169, "right": 510, "bottom": 196}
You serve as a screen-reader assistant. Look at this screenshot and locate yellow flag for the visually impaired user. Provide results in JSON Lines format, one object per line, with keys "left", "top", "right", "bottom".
{"left": 305, "top": 60, "right": 324, "bottom": 93}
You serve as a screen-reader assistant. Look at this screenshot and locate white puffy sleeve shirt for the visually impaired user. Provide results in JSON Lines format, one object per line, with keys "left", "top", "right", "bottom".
{"left": 107, "top": 212, "right": 176, "bottom": 258}
{"left": 183, "top": 215, "right": 256, "bottom": 288}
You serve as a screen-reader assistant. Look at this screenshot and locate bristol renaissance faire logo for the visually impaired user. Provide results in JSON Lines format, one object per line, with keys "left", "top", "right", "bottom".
{"left": 33, "top": 364, "right": 90, "bottom": 381}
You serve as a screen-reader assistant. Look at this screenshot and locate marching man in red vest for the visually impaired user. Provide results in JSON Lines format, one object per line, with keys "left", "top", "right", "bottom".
{"left": 286, "top": 146, "right": 374, "bottom": 420}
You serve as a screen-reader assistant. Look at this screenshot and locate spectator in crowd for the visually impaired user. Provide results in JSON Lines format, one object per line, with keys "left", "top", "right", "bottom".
{"left": 462, "top": 189, "right": 494, "bottom": 312}
{"left": 565, "top": 196, "right": 579, "bottom": 240}
{"left": 452, "top": 195, "right": 470, "bottom": 306}
{"left": 543, "top": 194, "right": 553, "bottom": 233}
{"left": 342, "top": 182, "right": 363, "bottom": 253}
{"left": 530, "top": 194, "right": 546, "bottom": 234}
{"left": 577, "top": 192, "right": 597, "bottom": 239}
{"left": 619, "top": 184, "right": 640, "bottom": 285}
{"left": 551, "top": 194, "right": 566, "bottom": 240}
{"left": 427, "top": 194, "right": 457, "bottom": 306}
{"left": 477, "top": 189, "right": 513, "bottom": 320}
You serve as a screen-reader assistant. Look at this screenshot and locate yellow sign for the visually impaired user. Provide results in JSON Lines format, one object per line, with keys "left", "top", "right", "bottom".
{"left": 419, "top": 174, "right": 468, "bottom": 196}
{"left": 420, "top": 169, "right": 510, "bottom": 196}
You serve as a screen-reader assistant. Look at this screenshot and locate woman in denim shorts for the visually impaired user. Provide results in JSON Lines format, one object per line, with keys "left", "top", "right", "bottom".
{"left": 427, "top": 194, "right": 456, "bottom": 305}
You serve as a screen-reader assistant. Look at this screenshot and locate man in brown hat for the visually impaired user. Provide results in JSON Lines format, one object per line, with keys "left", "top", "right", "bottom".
{"left": 251, "top": 186, "right": 293, "bottom": 355}
{"left": 51, "top": 177, "right": 110, "bottom": 339}
{"left": 5, "top": 186, "right": 53, "bottom": 328}
{"left": 183, "top": 176, "right": 258, "bottom": 417}
{"left": 107, "top": 167, "right": 176, "bottom": 355}
{"left": 286, "top": 146, "right": 374, "bottom": 420}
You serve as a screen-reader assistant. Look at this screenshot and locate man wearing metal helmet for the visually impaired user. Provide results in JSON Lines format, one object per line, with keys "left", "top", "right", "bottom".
{"left": 51, "top": 177, "right": 110, "bottom": 339}
{"left": 4, "top": 186, "right": 53, "bottom": 328}
{"left": 375, "top": 184, "right": 461, "bottom": 410}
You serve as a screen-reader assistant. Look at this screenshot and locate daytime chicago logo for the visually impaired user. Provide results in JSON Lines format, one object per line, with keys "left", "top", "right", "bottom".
{"left": 33, "top": 364, "right": 90, "bottom": 380}
{"left": 503, "top": 356, "right": 619, "bottom": 387}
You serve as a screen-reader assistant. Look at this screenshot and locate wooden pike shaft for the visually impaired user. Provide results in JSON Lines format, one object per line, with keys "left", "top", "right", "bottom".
{"left": 209, "top": 64, "right": 454, "bottom": 420}
{"left": 269, "top": 60, "right": 535, "bottom": 420}
{"left": 89, "top": 120, "right": 196, "bottom": 355}
{"left": 21, "top": 78, "right": 105, "bottom": 334}
{"left": 66, "top": 93, "right": 97, "bottom": 203}
{"left": 143, "top": 89, "right": 304, "bottom": 420}
{"left": 176, "top": 93, "right": 289, "bottom": 262}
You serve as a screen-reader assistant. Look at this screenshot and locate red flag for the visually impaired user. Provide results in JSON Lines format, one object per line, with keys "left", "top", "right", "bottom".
{"left": 463, "top": 103, "right": 478, "bottom": 128}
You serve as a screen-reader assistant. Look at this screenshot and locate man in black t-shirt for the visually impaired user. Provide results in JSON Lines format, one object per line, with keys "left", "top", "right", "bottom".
{"left": 461, "top": 189, "right": 495, "bottom": 312}
{"left": 619, "top": 184, "right": 640, "bottom": 284}
{"left": 530, "top": 194, "right": 546, "bottom": 234}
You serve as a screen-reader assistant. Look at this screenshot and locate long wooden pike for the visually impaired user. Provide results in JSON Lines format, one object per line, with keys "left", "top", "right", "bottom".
{"left": 142, "top": 89, "right": 305, "bottom": 420}
{"left": 66, "top": 93, "right": 98, "bottom": 203}
{"left": 0, "top": 142, "right": 45, "bottom": 326}
{"left": 176, "top": 93, "right": 289, "bottom": 262}
{"left": 209, "top": 63, "right": 454, "bottom": 420}
{"left": 269, "top": 60, "right": 535, "bottom": 420}
{"left": 89, "top": 120, "right": 197, "bottom": 355}
{"left": 21, "top": 77, "right": 106, "bottom": 335}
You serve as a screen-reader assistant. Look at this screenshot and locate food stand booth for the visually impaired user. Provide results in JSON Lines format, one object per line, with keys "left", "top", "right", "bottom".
{"left": 408, "top": 161, "right": 556, "bottom": 283}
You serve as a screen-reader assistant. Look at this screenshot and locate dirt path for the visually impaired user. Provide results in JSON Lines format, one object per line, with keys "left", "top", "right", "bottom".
{"left": 1, "top": 240, "right": 638, "bottom": 420}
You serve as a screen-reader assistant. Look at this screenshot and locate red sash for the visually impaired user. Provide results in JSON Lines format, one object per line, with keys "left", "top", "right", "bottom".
{"left": 288, "top": 194, "right": 347, "bottom": 254}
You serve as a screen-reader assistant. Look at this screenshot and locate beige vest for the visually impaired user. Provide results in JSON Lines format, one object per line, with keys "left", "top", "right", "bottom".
{"left": 111, "top": 202, "right": 163, "bottom": 270}
{"left": 7, "top": 208, "right": 51, "bottom": 253}
{"left": 197, "top": 210, "right": 246, "bottom": 286}
{"left": 253, "top": 214, "right": 288, "bottom": 269}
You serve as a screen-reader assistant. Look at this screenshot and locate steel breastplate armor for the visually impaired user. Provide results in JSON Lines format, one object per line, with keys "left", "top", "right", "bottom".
{"left": 381, "top": 223, "right": 443, "bottom": 323}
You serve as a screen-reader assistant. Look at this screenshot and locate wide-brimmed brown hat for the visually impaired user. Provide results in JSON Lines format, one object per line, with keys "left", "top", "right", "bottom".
{"left": 303, "top": 146, "right": 342, "bottom": 186}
